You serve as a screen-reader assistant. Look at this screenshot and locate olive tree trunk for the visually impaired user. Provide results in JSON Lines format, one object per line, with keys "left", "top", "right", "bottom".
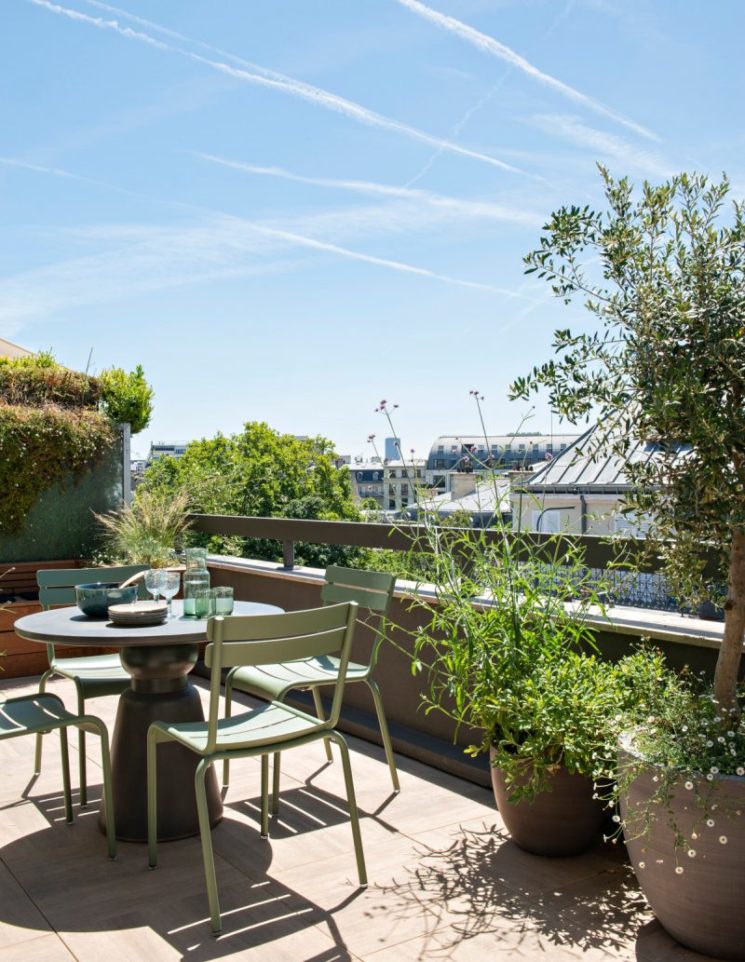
{"left": 714, "top": 530, "right": 745, "bottom": 716}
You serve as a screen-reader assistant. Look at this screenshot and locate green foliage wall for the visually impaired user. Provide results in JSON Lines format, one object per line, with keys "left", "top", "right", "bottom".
{"left": 0, "top": 430, "right": 125, "bottom": 563}
{"left": 0, "top": 404, "right": 115, "bottom": 533}
{"left": 0, "top": 352, "right": 153, "bottom": 546}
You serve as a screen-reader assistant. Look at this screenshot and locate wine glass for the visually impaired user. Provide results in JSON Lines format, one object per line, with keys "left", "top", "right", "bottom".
{"left": 145, "top": 569, "right": 164, "bottom": 604}
{"left": 160, "top": 571, "right": 180, "bottom": 619}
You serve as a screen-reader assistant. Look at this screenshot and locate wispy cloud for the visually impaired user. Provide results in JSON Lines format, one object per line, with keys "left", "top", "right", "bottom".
{"left": 192, "top": 152, "right": 544, "bottom": 227}
{"left": 27, "top": 0, "right": 525, "bottom": 175}
{"left": 531, "top": 113, "right": 674, "bottom": 179}
{"left": 394, "top": 0, "right": 659, "bottom": 142}
{"left": 0, "top": 223, "right": 301, "bottom": 334}
{"left": 0, "top": 155, "right": 531, "bottom": 330}
{"left": 0, "top": 156, "right": 86, "bottom": 181}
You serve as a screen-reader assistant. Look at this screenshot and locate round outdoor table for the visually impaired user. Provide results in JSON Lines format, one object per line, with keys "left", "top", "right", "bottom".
{"left": 14, "top": 599, "right": 283, "bottom": 842}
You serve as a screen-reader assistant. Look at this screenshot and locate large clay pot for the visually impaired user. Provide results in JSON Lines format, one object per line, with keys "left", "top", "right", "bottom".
{"left": 490, "top": 748, "right": 604, "bottom": 856}
{"left": 620, "top": 732, "right": 745, "bottom": 961}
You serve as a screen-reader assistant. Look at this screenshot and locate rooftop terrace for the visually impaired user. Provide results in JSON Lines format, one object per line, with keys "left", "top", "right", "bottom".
{"left": 0, "top": 671, "right": 715, "bottom": 962}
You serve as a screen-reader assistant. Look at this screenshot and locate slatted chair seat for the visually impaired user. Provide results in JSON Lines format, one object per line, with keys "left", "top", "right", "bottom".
{"left": 229, "top": 655, "right": 371, "bottom": 701}
{"left": 146, "top": 602, "right": 367, "bottom": 935}
{"left": 0, "top": 693, "right": 116, "bottom": 859}
{"left": 35, "top": 565, "right": 148, "bottom": 806}
{"left": 223, "top": 565, "right": 399, "bottom": 797}
{"left": 151, "top": 701, "right": 325, "bottom": 754}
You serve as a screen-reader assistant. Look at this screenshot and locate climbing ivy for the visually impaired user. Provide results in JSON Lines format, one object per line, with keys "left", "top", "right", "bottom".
{"left": 0, "top": 404, "right": 115, "bottom": 533}
{"left": 0, "top": 352, "right": 153, "bottom": 533}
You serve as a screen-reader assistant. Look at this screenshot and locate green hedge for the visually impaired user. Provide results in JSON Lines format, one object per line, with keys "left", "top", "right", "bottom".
{"left": 0, "top": 404, "right": 115, "bottom": 534}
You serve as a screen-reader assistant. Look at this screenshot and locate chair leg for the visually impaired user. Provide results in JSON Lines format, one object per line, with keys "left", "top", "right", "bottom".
{"left": 33, "top": 669, "right": 55, "bottom": 776}
{"left": 75, "top": 685, "right": 88, "bottom": 808}
{"left": 260, "top": 754, "right": 269, "bottom": 838}
{"left": 222, "top": 673, "right": 234, "bottom": 790}
{"left": 330, "top": 732, "right": 367, "bottom": 887}
{"left": 271, "top": 751, "right": 281, "bottom": 815}
{"left": 366, "top": 678, "right": 400, "bottom": 793}
{"left": 59, "top": 727, "right": 73, "bottom": 824}
{"left": 195, "top": 758, "right": 221, "bottom": 935}
{"left": 147, "top": 730, "right": 159, "bottom": 870}
{"left": 88, "top": 719, "right": 117, "bottom": 860}
{"left": 311, "top": 688, "right": 333, "bottom": 762}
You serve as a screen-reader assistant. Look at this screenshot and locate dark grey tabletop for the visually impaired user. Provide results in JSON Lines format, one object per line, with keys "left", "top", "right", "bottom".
{"left": 14, "top": 599, "right": 283, "bottom": 648}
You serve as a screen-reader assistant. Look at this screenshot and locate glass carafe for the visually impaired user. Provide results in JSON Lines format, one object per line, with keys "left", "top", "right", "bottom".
{"left": 183, "top": 547, "right": 210, "bottom": 616}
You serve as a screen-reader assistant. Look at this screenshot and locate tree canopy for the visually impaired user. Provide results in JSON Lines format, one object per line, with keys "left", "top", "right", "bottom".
{"left": 139, "top": 421, "right": 363, "bottom": 568}
{"left": 511, "top": 168, "right": 745, "bottom": 711}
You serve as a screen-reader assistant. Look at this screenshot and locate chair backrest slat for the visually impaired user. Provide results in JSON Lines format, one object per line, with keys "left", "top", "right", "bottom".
{"left": 207, "top": 626, "right": 348, "bottom": 668}
{"left": 324, "top": 565, "right": 394, "bottom": 593}
{"left": 321, "top": 566, "right": 395, "bottom": 673}
{"left": 209, "top": 605, "right": 353, "bottom": 643}
{"left": 321, "top": 582, "right": 389, "bottom": 611}
{"left": 38, "top": 566, "right": 149, "bottom": 605}
{"left": 204, "top": 602, "right": 357, "bottom": 752}
{"left": 37, "top": 565, "right": 148, "bottom": 665}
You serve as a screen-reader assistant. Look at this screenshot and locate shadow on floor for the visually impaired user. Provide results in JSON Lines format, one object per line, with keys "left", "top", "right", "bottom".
{"left": 375, "top": 821, "right": 651, "bottom": 957}
{"left": 0, "top": 783, "right": 365, "bottom": 961}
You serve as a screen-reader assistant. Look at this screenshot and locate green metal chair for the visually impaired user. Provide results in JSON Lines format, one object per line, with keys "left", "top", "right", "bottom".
{"left": 146, "top": 602, "right": 366, "bottom": 935}
{"left": 0, "top": 693, "right": 116, "bottom": 858}
{"left": 223, "top": 566, "right": 398, "bottom": 798}
{"left": 35, "top": 564, "right": 147, "bottom": 806}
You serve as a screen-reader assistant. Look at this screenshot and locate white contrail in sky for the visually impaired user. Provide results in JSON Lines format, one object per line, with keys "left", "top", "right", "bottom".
{"left": 0, "top": 154, "right": 526, "bottom": 309}
{"left": 0, "top": 156, "right": 84, "bottom": 180}
{"left": 193, "top": 152, "right": 543, "bottom": 226}
{"left": 394, "top": 0, "right": 659, "bottom": 142}
{"left": 532, "top": 114, "right": 673, "bottom": 179}
{"left": 244, "top": 220, "right": 520, "bottom": 296}
{"left": 26, "top": 0, "right": 525, "bottom": 175}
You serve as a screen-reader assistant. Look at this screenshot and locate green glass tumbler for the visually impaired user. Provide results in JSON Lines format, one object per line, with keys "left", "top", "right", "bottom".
{"left": 194, "top": 588, "right": 214, "bottom": 619}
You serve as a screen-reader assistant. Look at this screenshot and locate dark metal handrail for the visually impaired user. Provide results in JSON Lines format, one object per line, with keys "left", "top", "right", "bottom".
{"left": 187, "top": 513, "right": 707, "bottom": 575}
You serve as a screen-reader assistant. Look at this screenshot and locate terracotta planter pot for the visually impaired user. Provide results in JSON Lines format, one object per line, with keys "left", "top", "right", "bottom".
{"left": 489, "top": 747, "right": 604, "bottom": 856}
{"left": 620, "top": 732, "right": 745, "bottom": 961}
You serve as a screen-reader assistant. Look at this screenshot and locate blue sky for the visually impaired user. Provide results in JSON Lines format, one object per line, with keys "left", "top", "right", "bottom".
{"left": 3, "top": 0, "right": 744, "bottom": 459}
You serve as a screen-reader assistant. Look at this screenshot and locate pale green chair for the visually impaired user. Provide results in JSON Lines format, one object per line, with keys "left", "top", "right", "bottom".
{"left": 0, "top": 693, "right": 116, "bottom": 858}
{"left": 146, "top": 602, "right": 366, "bottom": 935}
{"left": 35, "top": 564, "right": 147, "bottom": 806}
{"left": 223, "top": 566, "right": 398, "bottom": 799}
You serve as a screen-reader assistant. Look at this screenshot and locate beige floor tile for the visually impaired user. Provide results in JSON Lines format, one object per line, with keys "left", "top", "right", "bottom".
{"left": 0, "top": 934, "right": 76, "bottom": 961}
{"left": 0, "top": 861, "right": 52, "bottom": 949}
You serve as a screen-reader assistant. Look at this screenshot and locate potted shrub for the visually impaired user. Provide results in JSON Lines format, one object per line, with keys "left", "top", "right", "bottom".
{"left": 513, "top": 169, "right": 745, "bottom": 959}
{"left": 373, "top": 402, "right": 633, "bottom": 856}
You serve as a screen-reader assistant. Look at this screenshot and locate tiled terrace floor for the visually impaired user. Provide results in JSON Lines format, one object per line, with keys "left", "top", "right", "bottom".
{"left": 0, "top": 674, "right": 718, "bottom": 962}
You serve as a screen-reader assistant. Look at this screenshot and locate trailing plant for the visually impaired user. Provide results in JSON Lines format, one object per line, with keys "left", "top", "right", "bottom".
{"left": 0, "top": 351, "right": 100, "bottom": 408}
{"left": 94, "top": 488, "right": 192, "bottom": 567}
{"left": 99, "top": 364, "right": 153, "bottom": 434}
{"left": 0, "top": 403, "right": 115, "bottom": 533}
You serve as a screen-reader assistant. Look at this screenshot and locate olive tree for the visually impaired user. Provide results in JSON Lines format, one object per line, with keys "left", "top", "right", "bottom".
{"left": 511, "top": 168, "right": 745, "bottom": 714}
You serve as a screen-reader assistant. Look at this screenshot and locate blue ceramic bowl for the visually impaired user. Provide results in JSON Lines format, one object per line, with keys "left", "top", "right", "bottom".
{"left": 75, "top": 582, "right": 139, "bottom": 619}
